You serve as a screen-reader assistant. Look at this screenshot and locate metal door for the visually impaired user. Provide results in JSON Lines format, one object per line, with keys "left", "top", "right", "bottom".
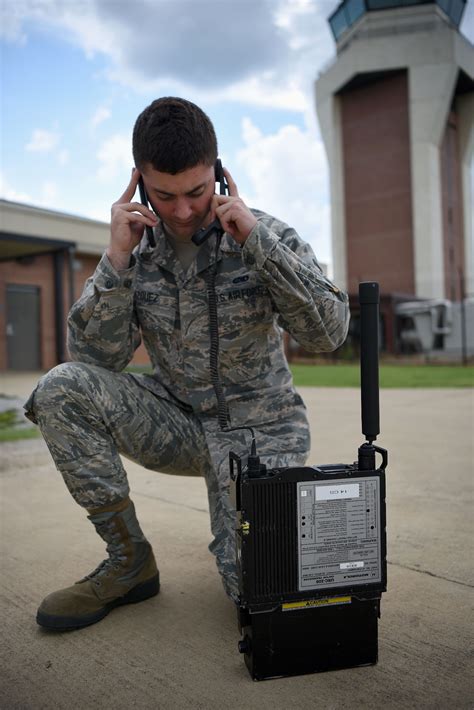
{"left": 6, "top": 284, "right": 41, "bottom": 370}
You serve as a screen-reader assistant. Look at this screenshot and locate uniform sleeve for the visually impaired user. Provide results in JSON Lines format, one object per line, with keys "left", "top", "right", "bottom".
{"left": 241, "top": 217, "right": 350, "bottom": 352}
{"left": 67, "top": 253, "right": 142, "bottom": 371}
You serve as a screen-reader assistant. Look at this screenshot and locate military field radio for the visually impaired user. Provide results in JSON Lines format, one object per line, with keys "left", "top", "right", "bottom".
{"left": 229, "top": 282, "right": 388, "bottom": 681}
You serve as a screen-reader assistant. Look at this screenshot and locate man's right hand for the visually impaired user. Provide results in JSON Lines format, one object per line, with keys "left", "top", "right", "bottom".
{"left": 107, "top": 168, "right": 158, "bottom": 271}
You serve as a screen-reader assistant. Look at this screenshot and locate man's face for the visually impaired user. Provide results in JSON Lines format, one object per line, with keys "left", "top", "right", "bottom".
{"left": 141, "top": 163, "right": 215, "bottom": 241}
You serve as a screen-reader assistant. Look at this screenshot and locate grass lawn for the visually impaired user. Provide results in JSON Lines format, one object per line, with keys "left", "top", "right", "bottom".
{"left": 0, "top": 408, "right": 41, "bottom": 443}
{"left": 127, "top": 363, "right": 473, "bottom": 388}
{"left": 1, "top": 365, "right": 470, "bottom": 444}
{"left": 0, "top": 427, "right": 41, "bottom": 443}
{"left": 290, "top": 363, "right": 474, "bottom": 388}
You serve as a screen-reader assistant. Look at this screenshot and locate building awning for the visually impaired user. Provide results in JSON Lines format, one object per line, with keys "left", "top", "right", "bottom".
{"left": 0, "top": 232, "right": 76, "bottom": 261}
{"left": 0, "top": 199, "right": 110, "bottom": 257}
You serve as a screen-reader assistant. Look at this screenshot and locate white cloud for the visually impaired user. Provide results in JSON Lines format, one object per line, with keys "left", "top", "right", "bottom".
{"left": 237, "top": 117, "right": 332, "bottom": 265}
{"left": 25, "top": 128, "right": 60, "bottom": 153}
{"left": 84, "top": 204, "right": 111, "bottom": 223}
{"left": 96, "top": 133, "right": 133, "bottom": 182}
{"left": 91, "top": 106, "right": 111, "bottom": 128}
{"left": 219, "top": 75, "right": 308, "bottom": 112}
{"left": 0, "top": 3, "right": 27, "bottom": 43}
{"left": 0, "top": 173, "right": 60, "bottom": 210}
{"left": 4, "top": 0, "right": 473, "bottom": 116}
{"left": 2, "top": 0, "right": 335, "bottom": 113}
{"left": 0, "top": 172, "right": 32, "bottom": 203}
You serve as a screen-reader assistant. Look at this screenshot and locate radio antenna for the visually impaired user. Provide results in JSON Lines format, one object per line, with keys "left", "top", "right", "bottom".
{"left": 358, "top": 282, "right": 387, "bottom": 471}
{"left": 359, "top": 282, "right": 380, "bottom": 443}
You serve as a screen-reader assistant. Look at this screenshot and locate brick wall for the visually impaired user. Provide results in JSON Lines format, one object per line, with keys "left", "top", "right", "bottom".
{"left": 440, "top": 109, "right": 465, "bottom": 302}
{"left": 340, "top": 71, "right": 415, "bottom": 297}
{"left": 0, "top": 254, "right": 57, "bottom": 370}
{"left": 0, "top": 251, "right": 150, "bottom": 371}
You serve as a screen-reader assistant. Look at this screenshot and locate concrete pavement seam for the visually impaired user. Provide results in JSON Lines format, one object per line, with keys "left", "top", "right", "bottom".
{"left": 133, "top": 490, "right": 208, "bottom": 514}
{"left": 388, "top": 561, "right": 473, "bottom": 588}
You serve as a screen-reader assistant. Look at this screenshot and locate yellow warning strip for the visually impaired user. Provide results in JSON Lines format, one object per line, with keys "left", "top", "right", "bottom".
{"left": 282, "top": 596, "right": 351, "bottom": 611}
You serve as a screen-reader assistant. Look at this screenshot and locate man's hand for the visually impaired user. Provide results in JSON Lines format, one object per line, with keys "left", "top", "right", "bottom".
{"left": 107, "top": 168, "right": 158, "bottom": 271}
{"left": 211, "top": 168, "right": 257, "bottom": 245}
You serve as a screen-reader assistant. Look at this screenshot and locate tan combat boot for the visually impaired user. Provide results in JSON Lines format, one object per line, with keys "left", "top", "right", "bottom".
{"left": 36, "top": 497, "right": 160, "bottom": 630}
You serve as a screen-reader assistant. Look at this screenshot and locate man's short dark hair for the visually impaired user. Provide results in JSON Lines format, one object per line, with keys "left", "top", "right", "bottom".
{"left": 132, "top": 97, "right": 218, "bottom": 174}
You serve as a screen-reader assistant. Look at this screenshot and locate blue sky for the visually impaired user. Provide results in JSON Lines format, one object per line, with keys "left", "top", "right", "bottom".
{"left": 1, "top": 0, "right": 473, "bottom": 268}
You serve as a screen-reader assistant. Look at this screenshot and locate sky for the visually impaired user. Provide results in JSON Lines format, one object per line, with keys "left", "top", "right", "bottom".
{"left": 1, "top": 0, "right": 473, "bottom": 269}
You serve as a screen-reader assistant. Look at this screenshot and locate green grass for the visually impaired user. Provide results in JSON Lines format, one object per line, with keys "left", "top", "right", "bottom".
{"left": 1, "top": 364, "right": 470, "bottom": 443}
{"left": 127, "top": 363, "right": 474, "bottom": 388}
{"left": 0, "top": 427, "right": 41, "bottom": 442}
{"left": 0, "top": 407, "right": 40, "bottom": 443}
{"left": 290, "top": 364, "right": 474, "bottom": 388}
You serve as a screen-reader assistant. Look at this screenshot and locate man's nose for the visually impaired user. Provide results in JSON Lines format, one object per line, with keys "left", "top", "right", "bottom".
{"left": 173, "top": 198, "right": 193, "bottom": 221}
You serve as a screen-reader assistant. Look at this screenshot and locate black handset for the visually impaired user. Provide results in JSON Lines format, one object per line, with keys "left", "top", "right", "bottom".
{"left": 191, "top": 159, "right": 229, "bottom": 246}
{"left": 138, "top": 175, "right": 156, "bottom": 247}
{"left": 137, "top": 176, "right": 157, "bottom": 248}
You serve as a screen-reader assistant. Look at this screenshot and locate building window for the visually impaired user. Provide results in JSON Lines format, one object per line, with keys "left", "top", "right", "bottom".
{"left": 346, "top": 0, "right": 366, "bottom": 23}
{"left": 330, "top": 7, "right": 350, "bottom": 40}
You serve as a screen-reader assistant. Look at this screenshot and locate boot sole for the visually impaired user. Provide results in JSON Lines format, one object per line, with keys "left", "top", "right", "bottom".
{"left": 36, "top": 573, "right": 160, "bottom": 631}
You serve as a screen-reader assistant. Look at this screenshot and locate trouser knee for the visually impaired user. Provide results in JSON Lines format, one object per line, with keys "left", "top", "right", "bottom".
{"left": 27, "top": 362, "right": 131, "bottom": 508}
{"left": 32, "top": 362, "right": 95, "bottom": 416}
{"left": 27, "top": 361, "right": 113, "bottom": 462}
{"left": 29, "top": 362, "right": 103, "bottom": 426}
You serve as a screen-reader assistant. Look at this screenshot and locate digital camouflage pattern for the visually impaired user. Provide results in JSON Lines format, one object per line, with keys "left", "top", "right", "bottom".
{"left": 26, "top": 210, "right": 349, "bottom": 599}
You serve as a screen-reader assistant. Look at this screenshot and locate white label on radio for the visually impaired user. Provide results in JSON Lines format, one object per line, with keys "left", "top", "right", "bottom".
{"left": 340, "top": 561, "right": 364, "bottom": 570}
{"left": 297, "top": 477, "right": 382, "bottom": 592}
{"left": 316, "top": 483, "right": 360, "bottom": 501}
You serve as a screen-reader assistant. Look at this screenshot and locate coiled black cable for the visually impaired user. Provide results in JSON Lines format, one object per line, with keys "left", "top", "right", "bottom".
{"left": 206, "top": 234, "right": 230, "bottom": 429}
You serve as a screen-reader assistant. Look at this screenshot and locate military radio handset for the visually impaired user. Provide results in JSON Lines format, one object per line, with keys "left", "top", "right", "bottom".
{"left": 137, "top": 176, "right": 156, "bottom": 248}
{"left": 191, "top": 159, "right": 229, "bottom": 246}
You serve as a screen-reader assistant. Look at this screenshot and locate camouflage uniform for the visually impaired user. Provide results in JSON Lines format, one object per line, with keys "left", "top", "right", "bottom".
{"left": 26, "top": 210, "right": 349, "bottom": 600}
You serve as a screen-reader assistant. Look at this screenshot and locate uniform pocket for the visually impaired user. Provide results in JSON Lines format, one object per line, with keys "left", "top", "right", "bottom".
{"left": 217, "top": 281, "right": 273, "bottom": 332}
{"left": 217, "top": 285, "right": 274, "bottom": 384}
{"left": 135, "top": 294, "right": 176, "bottom": 334}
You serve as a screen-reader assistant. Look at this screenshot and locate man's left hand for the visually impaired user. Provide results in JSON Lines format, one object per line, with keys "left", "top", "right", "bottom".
{"left": 211, "top": 168, "right": 257, "bottom": 245}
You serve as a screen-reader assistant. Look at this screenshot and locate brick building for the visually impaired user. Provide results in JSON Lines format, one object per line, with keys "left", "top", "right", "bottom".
{"left": 0, "top": 200, "right": 149, "bottom": 371}
{"left": 316, "top": 0, "right": 473, "bottom": 353}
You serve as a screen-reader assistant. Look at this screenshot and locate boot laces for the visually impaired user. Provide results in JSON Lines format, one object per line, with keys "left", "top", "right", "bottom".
{"left": 80, "top": 521, "right": 128, "bottom": 584}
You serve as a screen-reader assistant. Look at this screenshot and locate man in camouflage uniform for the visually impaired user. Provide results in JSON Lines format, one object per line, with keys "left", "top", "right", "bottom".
{"left": 25, "top": 97, "right": 349, "bottom": 630}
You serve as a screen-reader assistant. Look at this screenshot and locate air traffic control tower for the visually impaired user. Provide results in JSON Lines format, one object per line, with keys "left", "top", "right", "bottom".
{"left": 316, "top": 0, "right": 473, "bottom": 316}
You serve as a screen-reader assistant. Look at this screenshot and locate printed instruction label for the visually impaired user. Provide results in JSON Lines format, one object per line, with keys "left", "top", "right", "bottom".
{"left": 297, "top": 477, "right": 382, "bottom": 591}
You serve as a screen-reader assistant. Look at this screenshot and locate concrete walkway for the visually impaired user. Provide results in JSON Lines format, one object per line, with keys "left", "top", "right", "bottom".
{"left": 0, "top": 373, "right": 473, "bottom": 709}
